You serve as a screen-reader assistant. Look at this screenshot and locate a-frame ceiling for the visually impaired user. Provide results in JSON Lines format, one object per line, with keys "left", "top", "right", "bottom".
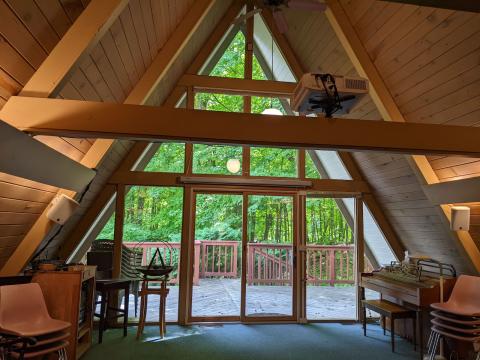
{"left": 0, "top": 0, "right": 479, "bottom": 275}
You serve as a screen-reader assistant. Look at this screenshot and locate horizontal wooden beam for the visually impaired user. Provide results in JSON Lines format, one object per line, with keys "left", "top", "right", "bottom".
{"left": 108, "top": 171, "right": 370, "bottom": 193}
{"left": 380, "top": 0, "right": 480, "bottom": 13}
{"left": 3, "top": 97, "right": 480, "bottom": 157}
{"left": 423, "top": 177, "right": 480, "bottom": 205}
{"left": 178, "top": 74, "right": 296, "bottom": 97}
{"left": 0, "top": 120, "right": 95, "bottom": 191}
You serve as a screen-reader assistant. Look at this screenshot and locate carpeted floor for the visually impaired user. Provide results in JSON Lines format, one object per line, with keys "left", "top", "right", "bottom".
{"left": 84, "top": 323, "right": 418, "bottom": 360}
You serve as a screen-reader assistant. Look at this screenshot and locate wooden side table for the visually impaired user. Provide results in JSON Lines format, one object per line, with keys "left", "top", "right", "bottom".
{"left": 136, "top": 277, "right": 169, "bottom": 339}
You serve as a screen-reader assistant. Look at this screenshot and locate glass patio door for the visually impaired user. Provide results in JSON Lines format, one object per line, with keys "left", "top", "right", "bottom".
{"left": 304, "top": 196, "right": 357, "bottom": 320}
{"left": 190, "top": 191, "right": 243, "bottom": 320}
{"left": 245, "top": 194, "right": 296, "bottom": 320}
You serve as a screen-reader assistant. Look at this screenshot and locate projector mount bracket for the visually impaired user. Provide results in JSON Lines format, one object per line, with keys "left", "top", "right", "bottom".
{"left": 309, "top": 74, "right": 356, "bottom": 118}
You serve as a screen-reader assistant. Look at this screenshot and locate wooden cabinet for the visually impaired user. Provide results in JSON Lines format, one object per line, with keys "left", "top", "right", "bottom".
{"left": 31, "top": 266, "right": 96, "bottom": 359}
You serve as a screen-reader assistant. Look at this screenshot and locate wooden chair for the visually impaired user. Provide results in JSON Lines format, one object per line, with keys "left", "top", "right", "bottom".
{"left": 94, "top": 279, "right": 130, "bottom": 344}
{"left": 136, "top": 277, "right": 169, "bottom": 340}
{"left": 362, "top": 299, "right": 416, "bottom": 352}
{"left": 88, "top": 239, "right": 143, "bottom": 316}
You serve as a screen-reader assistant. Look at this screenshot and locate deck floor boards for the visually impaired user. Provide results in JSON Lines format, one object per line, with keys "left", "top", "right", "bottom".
{"left": 119, "top": 279, "right": 377, "bottom": 322}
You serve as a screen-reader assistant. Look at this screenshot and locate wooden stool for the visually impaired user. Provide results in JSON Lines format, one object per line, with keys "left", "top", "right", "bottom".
{"left": 136, "top": 277, "right": 169, "bottom": 339}
{"left": 362, "top": 299, "right": 416, "bottom": 352}
{"left": 94, "top": 279, "right": 131, "bottom": 344}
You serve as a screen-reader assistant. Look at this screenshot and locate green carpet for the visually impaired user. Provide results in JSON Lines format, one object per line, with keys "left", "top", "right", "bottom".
{"left": 84, "top": 323, "right": 418, "bottom": 359}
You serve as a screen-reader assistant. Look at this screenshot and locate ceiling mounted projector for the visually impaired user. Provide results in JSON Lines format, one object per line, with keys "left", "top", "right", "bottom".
{"left": 291, "top": 73, "right": 369, "bottom": 117}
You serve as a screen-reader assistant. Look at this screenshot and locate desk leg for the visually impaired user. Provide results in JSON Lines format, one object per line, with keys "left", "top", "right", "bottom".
{"left": 159, "top": 281, "right": 168, "bottom": 338}
{"left": 416, "top": 310, "right": 423, "bottom": 360}
{"left": 124, "top": 286, "right": 129, "bottom": 337}
{"left": 99, "top": 290, "right": 107, "bottom": 344}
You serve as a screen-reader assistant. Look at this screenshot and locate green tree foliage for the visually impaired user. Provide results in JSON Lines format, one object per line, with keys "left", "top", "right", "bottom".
{"left": 250, "top": 147, "right": 297, "bottom": 177}
{"left": 305, "top": 152, "right": 321, "bottom": 179}
{"left": 195, "top": 194, "right": 243, "bottom": 241}
{"left": 248, "top": 195, "right": 293, "bottom": 243}
{"left": 121, "top": 187, "right": 184, "bottom": 242}
{"left": 144, "top": 142, "right": 185, "bottom": 173}
{"left": 193, "top": 144, "right": 242, "bottom": 175}
{"left": 306, "top": 198, "right": 353, "bottom": 245}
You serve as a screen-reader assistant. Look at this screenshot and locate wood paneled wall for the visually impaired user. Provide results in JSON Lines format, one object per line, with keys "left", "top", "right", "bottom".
{"left": 0, "top": 0, "right": 195, "bottom": 268}
{"left": 352, "top": 152, "right": 470, "bottom": 273}
{"left": 339, "top": 0, "right": 480, "bottom": 181}
{"left": 282, "top": 8, "right": 382, "bottom": 120}
{"left": 0, "top": 0, "right": 88, "bottom": 267}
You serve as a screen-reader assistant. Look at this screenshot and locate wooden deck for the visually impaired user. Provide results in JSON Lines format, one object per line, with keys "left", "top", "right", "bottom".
{"left": 123, "top": 279, "right": 376, "bottom": 322}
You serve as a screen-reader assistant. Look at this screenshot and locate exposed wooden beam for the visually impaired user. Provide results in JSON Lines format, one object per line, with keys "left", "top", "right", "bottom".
{"left": 107, "top": 170, "right": 369, "bottom": 193}
{"left": 178, "top": 74, "right": 295, "bottom": 97}
{"left": 0, "top": 120, "right": 95, "bottom": 191}
{"left": 4, "top": 97, "right": 480, "bottom": 157}
{"left": 423, "top": 177, "right": 480, "bottom": 205}
{"left": 326, "top": 0, "right": 480, "bottom": 273}
{"left": 0, "top": 0, "right": 216, "bottom": 275}
{"left": 20, "top": 0, "right": 129, "bottom": 97}
{"left": 380, "top": 0, "right": 480, "bottom": 13}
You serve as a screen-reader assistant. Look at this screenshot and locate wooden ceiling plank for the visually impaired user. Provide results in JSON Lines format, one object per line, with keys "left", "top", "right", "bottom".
{"left": 20, "top": 0, "right": 129, "bottom": 98}
{"left": 119, "top": 5, "right": 147, "bottom": 75}
{"left": 5, "top": 0, "right": 60, "bottom": 53}
{"left": 0, "top": 0, "right": 217, "bottom": 276}
{"left": 0, "top": 1, "right": 48, "bottom": 69}
{"left": 326, "top": 0, "right": 480, "bottom": 273}
{"left": 123, "top": 0, "right": 216, "bottom": 105}
{"left": 34, "top": 0, "right": 73, "bottom": 38}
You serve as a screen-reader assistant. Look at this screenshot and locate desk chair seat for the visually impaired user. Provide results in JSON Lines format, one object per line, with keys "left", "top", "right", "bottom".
{"left": 430, "top": 275, "right": 480, "bottom": 317}
{"left": 0, "top": 283, "right": 70, "bottom": 360}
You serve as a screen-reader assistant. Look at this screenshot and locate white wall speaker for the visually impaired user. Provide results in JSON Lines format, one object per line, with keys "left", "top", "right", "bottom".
{"left": 46, "top": 194, "right": 79, "bottom": 225}
{"left": 451, "top": 206, "right": 470, "bottom": 231}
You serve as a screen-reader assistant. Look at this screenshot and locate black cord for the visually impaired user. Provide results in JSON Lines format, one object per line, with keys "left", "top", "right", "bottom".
{"left": 29, "top": 175, "right": 96, "bottom": 265}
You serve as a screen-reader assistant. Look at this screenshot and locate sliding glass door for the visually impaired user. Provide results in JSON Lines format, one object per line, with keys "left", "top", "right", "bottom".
{"left": 190, "top": 192, "right": 243, "bottom": 320}
{"left": 304, "top": 196, "right": 357, "bottom": 320}
{"left": 188, "top": 189, "right": 298, "bottom": 322}
{"left": 245, "top": 194, "right": 295, "bottom": 319}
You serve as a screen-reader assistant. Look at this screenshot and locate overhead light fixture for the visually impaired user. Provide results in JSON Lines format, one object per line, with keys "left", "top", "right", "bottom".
{"left": 451, "top": 205, "right": 470, "bottom": 231}
{"left": 226, "top": 159, "right": 241, "bottom": 174}
{"left": 261, "top": 108, "right": 283, "bottom": 116}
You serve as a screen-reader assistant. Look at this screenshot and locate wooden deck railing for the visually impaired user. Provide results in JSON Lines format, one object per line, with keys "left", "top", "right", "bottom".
{"left": 305, "top": 245, "right": 354, "bottom": 286}
{"left": 123, "top": 241, "right": 355, "bottom": 286}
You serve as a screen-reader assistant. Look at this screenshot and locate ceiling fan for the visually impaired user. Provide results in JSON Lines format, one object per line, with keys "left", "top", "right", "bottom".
{"left": 233, "top": 0, "right": 327, "bottom": 33}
